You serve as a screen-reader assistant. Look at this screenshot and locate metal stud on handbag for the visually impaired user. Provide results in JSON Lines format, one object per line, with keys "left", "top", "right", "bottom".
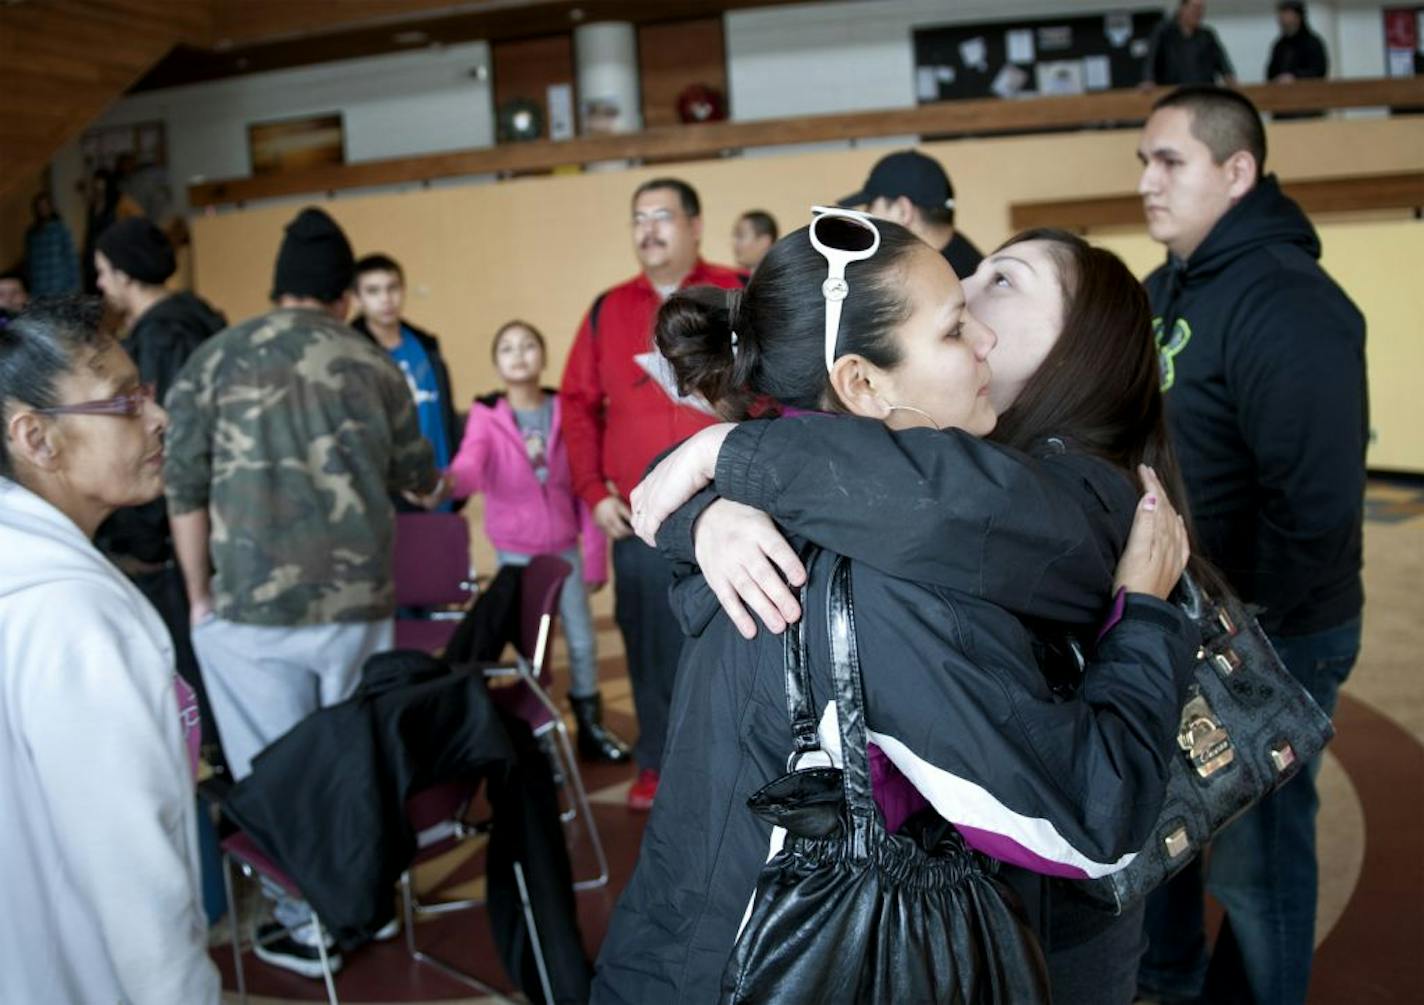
{"left": 1077, "top": 572, "right": 1335, "bottom": 913}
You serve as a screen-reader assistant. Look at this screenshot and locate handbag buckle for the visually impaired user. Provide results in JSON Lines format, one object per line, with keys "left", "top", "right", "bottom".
{"left": 788, "top": 749, "right": 833, "bottom": 773}
{"left": 1217, "top": 608, "right": 1237, "bottom": 636}
{"left": 1178, "top": 695, "right": 1234, "bottom": 778}
{"left": 1164, "top": 826, "right": 1192, "bottom": 859}
{"left": 1270, "top": 741, "right": 1296, "bottom": 774}
{"left": 1212, "top": 647, "right": 1242, "bottom": 676}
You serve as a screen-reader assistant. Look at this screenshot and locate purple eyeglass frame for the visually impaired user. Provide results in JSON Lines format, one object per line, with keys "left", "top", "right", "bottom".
{"left": 34, "top": 382, "right": 156, "bottom": 418}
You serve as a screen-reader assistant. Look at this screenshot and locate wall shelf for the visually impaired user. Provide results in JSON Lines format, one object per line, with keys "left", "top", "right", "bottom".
{"left": 188, "top": 77, "right": 1424, "bottom": 208}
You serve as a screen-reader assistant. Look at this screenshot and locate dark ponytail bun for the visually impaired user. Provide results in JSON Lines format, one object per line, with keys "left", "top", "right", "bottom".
{"left": 655, "top": 285, "right": 757, "bottom": 419}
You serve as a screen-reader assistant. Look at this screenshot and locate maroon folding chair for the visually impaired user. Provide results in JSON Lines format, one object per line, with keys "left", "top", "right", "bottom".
{"left": 220, "top": 831, "right": 341, "bottom": 1004}
{"left": 483, "top": 555, "right": 610, "bottom": 890}
{"left": 397, "top": 781, "right": 552, "bottom": 1002}
{"left": 219, "top": 781, "right": 545, "bottom": 1004}
{"left": 393, "top": 512, "right": 478, "bottom": 653}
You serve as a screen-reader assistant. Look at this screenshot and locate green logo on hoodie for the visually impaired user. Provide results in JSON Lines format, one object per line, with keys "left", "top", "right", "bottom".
{"left": 1154, "top": 316, "right": 1192, "bottom": 392}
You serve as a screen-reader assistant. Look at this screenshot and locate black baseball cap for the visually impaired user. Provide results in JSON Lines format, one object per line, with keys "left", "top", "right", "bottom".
{"left": 838, "top": 150, "right": 955, "bottom": 211}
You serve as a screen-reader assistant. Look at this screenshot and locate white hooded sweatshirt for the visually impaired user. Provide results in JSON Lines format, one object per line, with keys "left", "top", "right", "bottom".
{"left": 0, "top": 478, "right": 219, "bottom": 1004}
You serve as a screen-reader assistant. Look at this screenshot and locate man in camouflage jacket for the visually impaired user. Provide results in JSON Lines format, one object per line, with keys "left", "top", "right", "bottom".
{"left": 164, "top": 207, "right": 443, "bottom": 978}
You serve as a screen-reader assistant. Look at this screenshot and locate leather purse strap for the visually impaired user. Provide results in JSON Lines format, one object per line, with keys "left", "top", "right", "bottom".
{"left": 825, "top": 555, "right": 878, "bottom": 851}
{"left": 782, "top": 548, "right": 822, "bottom": 760}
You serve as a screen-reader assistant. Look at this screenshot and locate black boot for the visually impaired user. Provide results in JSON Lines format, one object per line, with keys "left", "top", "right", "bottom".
{"left": 571, "top": 692, "right": 632, "bottom": 763}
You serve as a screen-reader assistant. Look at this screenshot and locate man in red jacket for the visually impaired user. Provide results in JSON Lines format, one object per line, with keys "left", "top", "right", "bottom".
{"left": 560, "top": 178, "right": 744, "bottom": 810}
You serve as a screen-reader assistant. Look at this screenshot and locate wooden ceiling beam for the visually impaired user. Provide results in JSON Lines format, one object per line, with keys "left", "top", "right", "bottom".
{"left": 209, "top": 1, "right": 804, "bottom": 47}
{"left": 43, "top": 0, "right": 217, "bottom": 43}
{"left": 1, "top": 30, "right": 175, "bottom": 76}
{"left": 212, "top": 0, "right": 482, "bottom": 46}
{"left": 13, "top": 4, "right": 202, "bottom": 52}
{"left": 137, "top": 0, "right": 850, "bottom": 92}
{"left": 0, "top": 0, "right": 217, "bottom": 198}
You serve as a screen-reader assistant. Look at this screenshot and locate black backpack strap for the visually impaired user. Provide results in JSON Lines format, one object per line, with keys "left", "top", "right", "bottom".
{"left": 588, "top": 291, "right": 608, "bottom": 338}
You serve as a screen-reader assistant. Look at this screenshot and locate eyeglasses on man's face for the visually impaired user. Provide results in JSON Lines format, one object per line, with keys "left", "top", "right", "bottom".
{"left": 34, "top": 383, "right": 157, "bottom": 418}
{"left": 632, "top": 208, "right": 682, "bottom": 230}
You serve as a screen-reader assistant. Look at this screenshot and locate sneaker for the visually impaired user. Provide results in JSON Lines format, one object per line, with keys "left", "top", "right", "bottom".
{"left": 252, "top": 921, "right": 343, "bottom": 979}
{"left": 627, "top": 768, "right": 659, "bottom": 812}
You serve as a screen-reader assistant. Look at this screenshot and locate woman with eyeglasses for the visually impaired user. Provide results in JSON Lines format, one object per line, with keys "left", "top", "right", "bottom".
{"left": 591, "top": 213, "right": 1197, "bottom": 1004}
{"left": 0, "top": 297, "right": 220, "bottom": 1004}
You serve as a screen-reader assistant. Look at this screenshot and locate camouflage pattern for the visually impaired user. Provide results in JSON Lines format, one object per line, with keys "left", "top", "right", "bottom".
{"left": 164, "top": 307, "right": 437, "bottom": 626}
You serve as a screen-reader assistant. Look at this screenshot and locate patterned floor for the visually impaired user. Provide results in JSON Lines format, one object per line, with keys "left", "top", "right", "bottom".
{"left": 217, "top": 478, "right": 1424, "bottom": 1003}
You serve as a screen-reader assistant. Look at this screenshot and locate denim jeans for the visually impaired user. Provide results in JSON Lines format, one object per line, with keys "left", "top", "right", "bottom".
{"left": 1139, "top": 617, "right": 1362, "bottom": 1005}
{"left": 496, "top": 547, "right": 600, "bottom": 698}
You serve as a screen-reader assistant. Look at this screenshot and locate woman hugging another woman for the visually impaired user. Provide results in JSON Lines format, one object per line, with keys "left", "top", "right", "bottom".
{"left": 592, "top": 211, "right": 1202, "bottom": 1004}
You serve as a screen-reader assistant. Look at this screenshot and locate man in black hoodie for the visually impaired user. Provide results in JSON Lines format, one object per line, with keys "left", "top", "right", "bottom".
{"left": 93, "top": 216, "right": 228, "bottom": 761}
{"left": 1134, "top": 86, "right": 1366, "bottom": 1005}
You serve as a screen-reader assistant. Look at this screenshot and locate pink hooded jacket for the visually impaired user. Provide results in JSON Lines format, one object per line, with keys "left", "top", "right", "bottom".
{"left": 447, "top": 392, "right": 608, "bottom": 584}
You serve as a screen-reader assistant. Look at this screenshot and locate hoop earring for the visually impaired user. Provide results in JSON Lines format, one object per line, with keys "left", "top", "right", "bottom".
{"left": 883, "top": 402, "right": 940, "bottom": 429}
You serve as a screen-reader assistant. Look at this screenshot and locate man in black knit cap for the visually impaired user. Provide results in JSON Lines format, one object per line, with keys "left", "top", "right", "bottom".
{"left": 94, "top": 217, "right": 228, "bottom": 763}
{"left": 164, "top": 206, "right": 444, "bottom": 978}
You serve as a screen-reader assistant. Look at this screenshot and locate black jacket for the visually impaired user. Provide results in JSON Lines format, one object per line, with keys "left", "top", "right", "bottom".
{"left": 1145, "top": 175, "right": 1366, "bottom": 637}
{"left": 592, "top": 417, "right": 1198, "bottom": 1004}
{"left": 222, "top": 653, "right": 515, "bottom": 948}
{"left": 1267, "top": 26, "right": 1328, "bottom": 80}
{"left": 351, "top": 315, "right": 461, "bottom": 458}
{"left": 219, "top": 650, "right": 592, "bottom": 1000}
{"left": 1143, "top": 18, "right": 1235, "bottom": 85}
{"left": 97, "top": 292, "right": 225, "bottom": 563}
{"left": 658, "top": 417, "right": 1144, "bottom": 627}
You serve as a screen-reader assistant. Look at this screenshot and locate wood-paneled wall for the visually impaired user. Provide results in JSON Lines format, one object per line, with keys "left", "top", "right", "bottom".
{"left": 0, "top": 0, "right": 213, "bottom": 200}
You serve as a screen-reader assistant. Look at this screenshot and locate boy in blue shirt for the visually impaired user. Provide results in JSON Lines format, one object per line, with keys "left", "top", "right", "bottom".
{"left": 350, "top": 254, "right": 460, "bottom": 510}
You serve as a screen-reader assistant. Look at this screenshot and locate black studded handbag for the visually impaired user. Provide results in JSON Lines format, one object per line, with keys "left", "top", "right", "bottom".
{"left": 1077, "top": 573, "right": 1335, "bottom": 913}
{"left": 720, "top": 553, "right": 1050, "bottom": 1005}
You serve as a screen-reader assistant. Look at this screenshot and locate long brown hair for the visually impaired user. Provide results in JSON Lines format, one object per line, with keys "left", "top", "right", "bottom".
{"left": 989, "top": 231, "right": 1167, "bottom": 469}
{"left": 988, "top": 229, "right": 1215, "bottom": 587}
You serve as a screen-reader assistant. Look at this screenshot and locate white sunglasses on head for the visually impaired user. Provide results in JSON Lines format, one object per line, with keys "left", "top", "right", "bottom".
{"left": 809, "top": 205, "right": 882, "bottom": 374}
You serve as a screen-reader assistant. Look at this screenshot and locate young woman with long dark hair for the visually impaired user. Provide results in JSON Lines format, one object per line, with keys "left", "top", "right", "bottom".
{"left": 592, "top": 214, "right": 1197, "bottom": 1004}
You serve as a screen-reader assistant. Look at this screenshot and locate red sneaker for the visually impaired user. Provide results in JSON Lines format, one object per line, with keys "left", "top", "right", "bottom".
{"left": 627, "top": 768, "right": 659, "bottom": 812}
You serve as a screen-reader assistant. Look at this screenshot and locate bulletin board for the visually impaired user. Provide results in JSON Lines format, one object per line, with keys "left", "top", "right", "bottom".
{"left": 913, "top": 10, "right": 1165, "bottom": 103}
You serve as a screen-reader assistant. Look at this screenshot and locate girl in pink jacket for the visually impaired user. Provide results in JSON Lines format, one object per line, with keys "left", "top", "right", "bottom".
{"left": 447, "top": 321, "right": 631, "bottom": 763}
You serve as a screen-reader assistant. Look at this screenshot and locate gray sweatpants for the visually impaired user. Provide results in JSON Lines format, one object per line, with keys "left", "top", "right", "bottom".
{"left": 192, "top": 616, "right": 394, "bottom": 781}
{"left": 194, "top": 616, "right": 394, "bottom": 934}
